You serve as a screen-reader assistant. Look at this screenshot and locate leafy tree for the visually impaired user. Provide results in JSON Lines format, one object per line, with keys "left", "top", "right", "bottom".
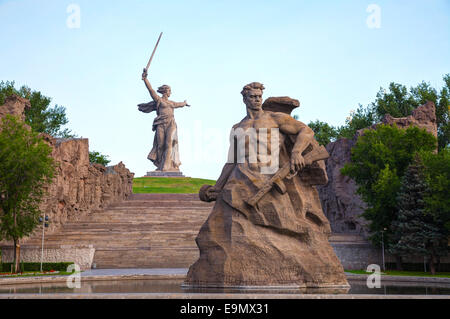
{"left": 388, "top": 157, "right": 447, "bottom": 274}
{"left": 318, "top": 74, "right": 449, "bottom": 148}
{"left": 420, "top": 148, "right": 450, "bottom": 233}
{"left": 373, "top": 82, "right": 418, "bottom": 119}
{"left": 436, "top": 75, "right": 450, "bottom": 150}
{"left": 0, "top": 115, "right": 55, "bottom": 272}
{"left": 341, "top": 125, "right": 437, "bottom": 249}
{"left": 0, "top": 81, "right": 75, "bottom": 138}
{"left": 372, "top": 75, "right": 450, "bottom": 149}
{"left": 307, "top": 105, "right": 377, "bottom": 145}
{"left": 336, "top": 104, "right": 377, "bottom": 139}
{"left": 307, "top": 120, "right": 339, "bottom": 146}
{"left": 89, "top": 151, "right": 111, "bottom": 166}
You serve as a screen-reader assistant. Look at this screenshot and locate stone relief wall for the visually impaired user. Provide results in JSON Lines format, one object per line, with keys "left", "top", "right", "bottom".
{"left": 318, "top": 101, "right": 438, "bottom": 237}
{"left": 0, "top": 95, "right": 30, "bottom": 121}
{"left": 37, "top": 137, "right": 134, "bottom": 236}
{"left": 0, "top": 95, "right": 134, "bottom": 241}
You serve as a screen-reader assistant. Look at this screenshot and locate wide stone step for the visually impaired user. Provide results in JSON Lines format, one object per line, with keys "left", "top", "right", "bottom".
{"left": 19, "top": 193, "right": 213, "bottom": 268}
{"left": 329, "top": 233, "right": 368, "bottom": 243}
{"left": 93, "top": 248, "right": 199, "bottom": 268}
{"left": 127, "top": 193, "right": 203, "bottom": 200}
{"left": 110, "top": 204, "right": 211, "bottom": 208}
{"left": 65, "top": 211, "right": 211, "bottom": 220}
{"left": 25, "top": 231, "right": 200, "bottom": 241}
{"left": 56, "top": 226, "right": 199, "bottom": 231}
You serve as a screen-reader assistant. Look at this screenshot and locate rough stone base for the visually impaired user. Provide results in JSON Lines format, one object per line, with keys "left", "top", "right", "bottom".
{"left": 1, "top": 245, "right": 95, "bottom": 270}
{"left": 145, "top": 171, "right": 185, "bottom": 177}
{"left": 185, "top": 197, "right": 349, "bottom": 288}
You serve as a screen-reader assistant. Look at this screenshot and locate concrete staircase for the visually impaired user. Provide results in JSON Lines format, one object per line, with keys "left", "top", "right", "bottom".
{"left": 24, "top": 194, "right": 214, "bottom": 269}
{"left": 22, "top": 193, "right": 371, "bottom": 269}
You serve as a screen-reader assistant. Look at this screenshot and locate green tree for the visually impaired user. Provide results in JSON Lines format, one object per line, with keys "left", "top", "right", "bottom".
{"left": 0, "top": 81, "right": 75, "bottom": 138}
{"left": 373, "top": 82, "right": 418, "bottom": 119}
{"left": 0, "top": 115, "right": 56, "bottom": 273}
{"left": 436, "top": 75, "right": 450, "bottom": 150}
{"left": 336, "top": 104, "right": 377, "bottom": 139}
{"left": 329, "top": 75, "right": 449, "bottom": 147}
{"left": 341, "top": 125, "right": 437, "bottom": 249}
{"left": 420, "top": 148, "right": 450, "bottom": 233}
{"left": 89, "top": 151, "right": 111, "bottom": 166}
{"left": 372, "top": 75, "right": 450, "bottom": 149}
{"left": 307, "top": 120, "right": 339, "bottom": 146}
{"left": 388, "top": 157, "right": 447, "bottom": 274}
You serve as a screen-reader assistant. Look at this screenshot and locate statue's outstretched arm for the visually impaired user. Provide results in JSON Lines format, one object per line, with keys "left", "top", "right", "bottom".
{"left": 172, "top": 100, "right": 190, "bottom": 108}
{"left": 199, "top": 163, "right": 235, "bottom": 202}
{"left": 142, "top": 70, "right": 160, "bottom": 102}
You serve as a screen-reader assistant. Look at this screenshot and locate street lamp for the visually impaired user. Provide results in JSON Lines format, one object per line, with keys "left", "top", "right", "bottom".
{"left": 39, "top": 215, "right": 49, "bottom": 273}
{"left": 423, "top": 241, "right": 427, "bottom": 273}
{"left": 381, "top": 227, "right": 387, "bottom": 272}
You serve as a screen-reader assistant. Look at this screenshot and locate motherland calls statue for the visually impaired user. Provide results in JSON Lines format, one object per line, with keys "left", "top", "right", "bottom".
{"left": 184, "top": 82, "right": 349, "bottom": 290}
{"left": 137, "top": 33, "right": 189, "bottom": 175}
{"left": 138, "top": 69, "right": 189, "bottom": 172}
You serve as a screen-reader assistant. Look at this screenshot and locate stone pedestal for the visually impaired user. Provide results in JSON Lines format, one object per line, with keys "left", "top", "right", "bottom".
{"left": 145, "top": 171, "right": 185, "bottom": 177}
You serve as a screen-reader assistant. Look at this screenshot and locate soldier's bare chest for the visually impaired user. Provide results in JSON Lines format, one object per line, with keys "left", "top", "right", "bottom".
{"left": 238, "top": 114, "right": 279, "bottom": 131}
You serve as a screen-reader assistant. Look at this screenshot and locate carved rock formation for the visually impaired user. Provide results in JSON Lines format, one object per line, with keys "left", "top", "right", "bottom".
{"left": 317, "top": 138, "right": 368, "bottom": 236}
{"left": 37, "top": 137, "right": 134, "bottom": 235}
{"left": 0, "top": 95, "right": 134, "bottom": 239}
{"left": 364, "top": 101, "right": 437, "bottom": 138}
{"left": 0, "top": 95, "right": 30, "bottom": 122}
{"left": 318, "top": 101, "right": 438, "bottom": 236}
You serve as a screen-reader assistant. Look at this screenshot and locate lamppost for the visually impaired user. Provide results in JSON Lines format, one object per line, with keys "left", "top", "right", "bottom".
{"left": 39, "top": 215, "right": 49, "bottom": 273}
{"left": 381, "top": 228, "right": 387, "bottom": 272}
{"left": 423, "top": 241, "right": 427, "bottom": 273}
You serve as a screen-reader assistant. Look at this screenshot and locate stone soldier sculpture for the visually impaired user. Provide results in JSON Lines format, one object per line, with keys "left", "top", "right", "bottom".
{"left": 138, "top": 32, "right": 190, "bottom": 173}
{"left": 185, "top": 82, "right": 349, "bottom": 290}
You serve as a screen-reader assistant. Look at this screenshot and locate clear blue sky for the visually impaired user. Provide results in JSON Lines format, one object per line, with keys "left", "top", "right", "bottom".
{"left": 1, "top": 0, "right": 449, "bottom": 179}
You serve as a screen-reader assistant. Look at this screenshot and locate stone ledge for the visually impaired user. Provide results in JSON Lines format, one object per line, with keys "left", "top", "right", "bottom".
{"left": 0, "top": 293, "right": 449, "bottom": 299}
{"left": 0, "top": 273, "right": 185, "bottom": 286}
{"left": 0, "top": 246, "right": 95, "bottom": 271}
{"left": 346, "top": 273, "right": 450, "bottom": 284}
{"left": 1, "top": 245, "right": 94, "bottom": 250}
{"left": 144, "top": 171, "right": 186, "bottom": 177}
{"left": 2, "top": 271, "right": 450, "bottom": 287}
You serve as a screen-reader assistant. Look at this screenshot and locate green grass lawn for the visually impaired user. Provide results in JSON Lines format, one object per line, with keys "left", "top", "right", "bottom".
{"left": 133, "top": 177, "right": 216, "bottom": 194}
{"left": 346, "top": 270, "right": 450, "bottom": 278}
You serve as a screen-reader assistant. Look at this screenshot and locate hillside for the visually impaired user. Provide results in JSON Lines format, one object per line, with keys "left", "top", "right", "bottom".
{"left": 133, "top": 177, "right": 216, "bottom": 194}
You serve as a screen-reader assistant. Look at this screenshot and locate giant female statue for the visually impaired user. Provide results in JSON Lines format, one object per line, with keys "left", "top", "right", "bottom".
{"left": 138, "top": 69, "right": 189, "bottom": 172}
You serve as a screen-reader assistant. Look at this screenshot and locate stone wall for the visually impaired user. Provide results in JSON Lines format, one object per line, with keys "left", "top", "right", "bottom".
{"left": 0, "top": 95, "right": 30, "bottom": 122}
{"left": 1, "top": 245, "right": 95, "bottom": 270}
{"left": 331, "top": 242, "right": 382, "bottom": 270}
{"left": 318, "top": 101, "right": 438, "bottom": 236}
{"left": 0, "top": 94, "right": 134, "bottom": 242}
{"left": 331, "top": 242, "right": 450, "bottom": 270}
{"left": 318, "top": 138, "right": 368, "bottom": 236}
{"left": 35, "top": 137, "right": 134, "bottom": 236}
